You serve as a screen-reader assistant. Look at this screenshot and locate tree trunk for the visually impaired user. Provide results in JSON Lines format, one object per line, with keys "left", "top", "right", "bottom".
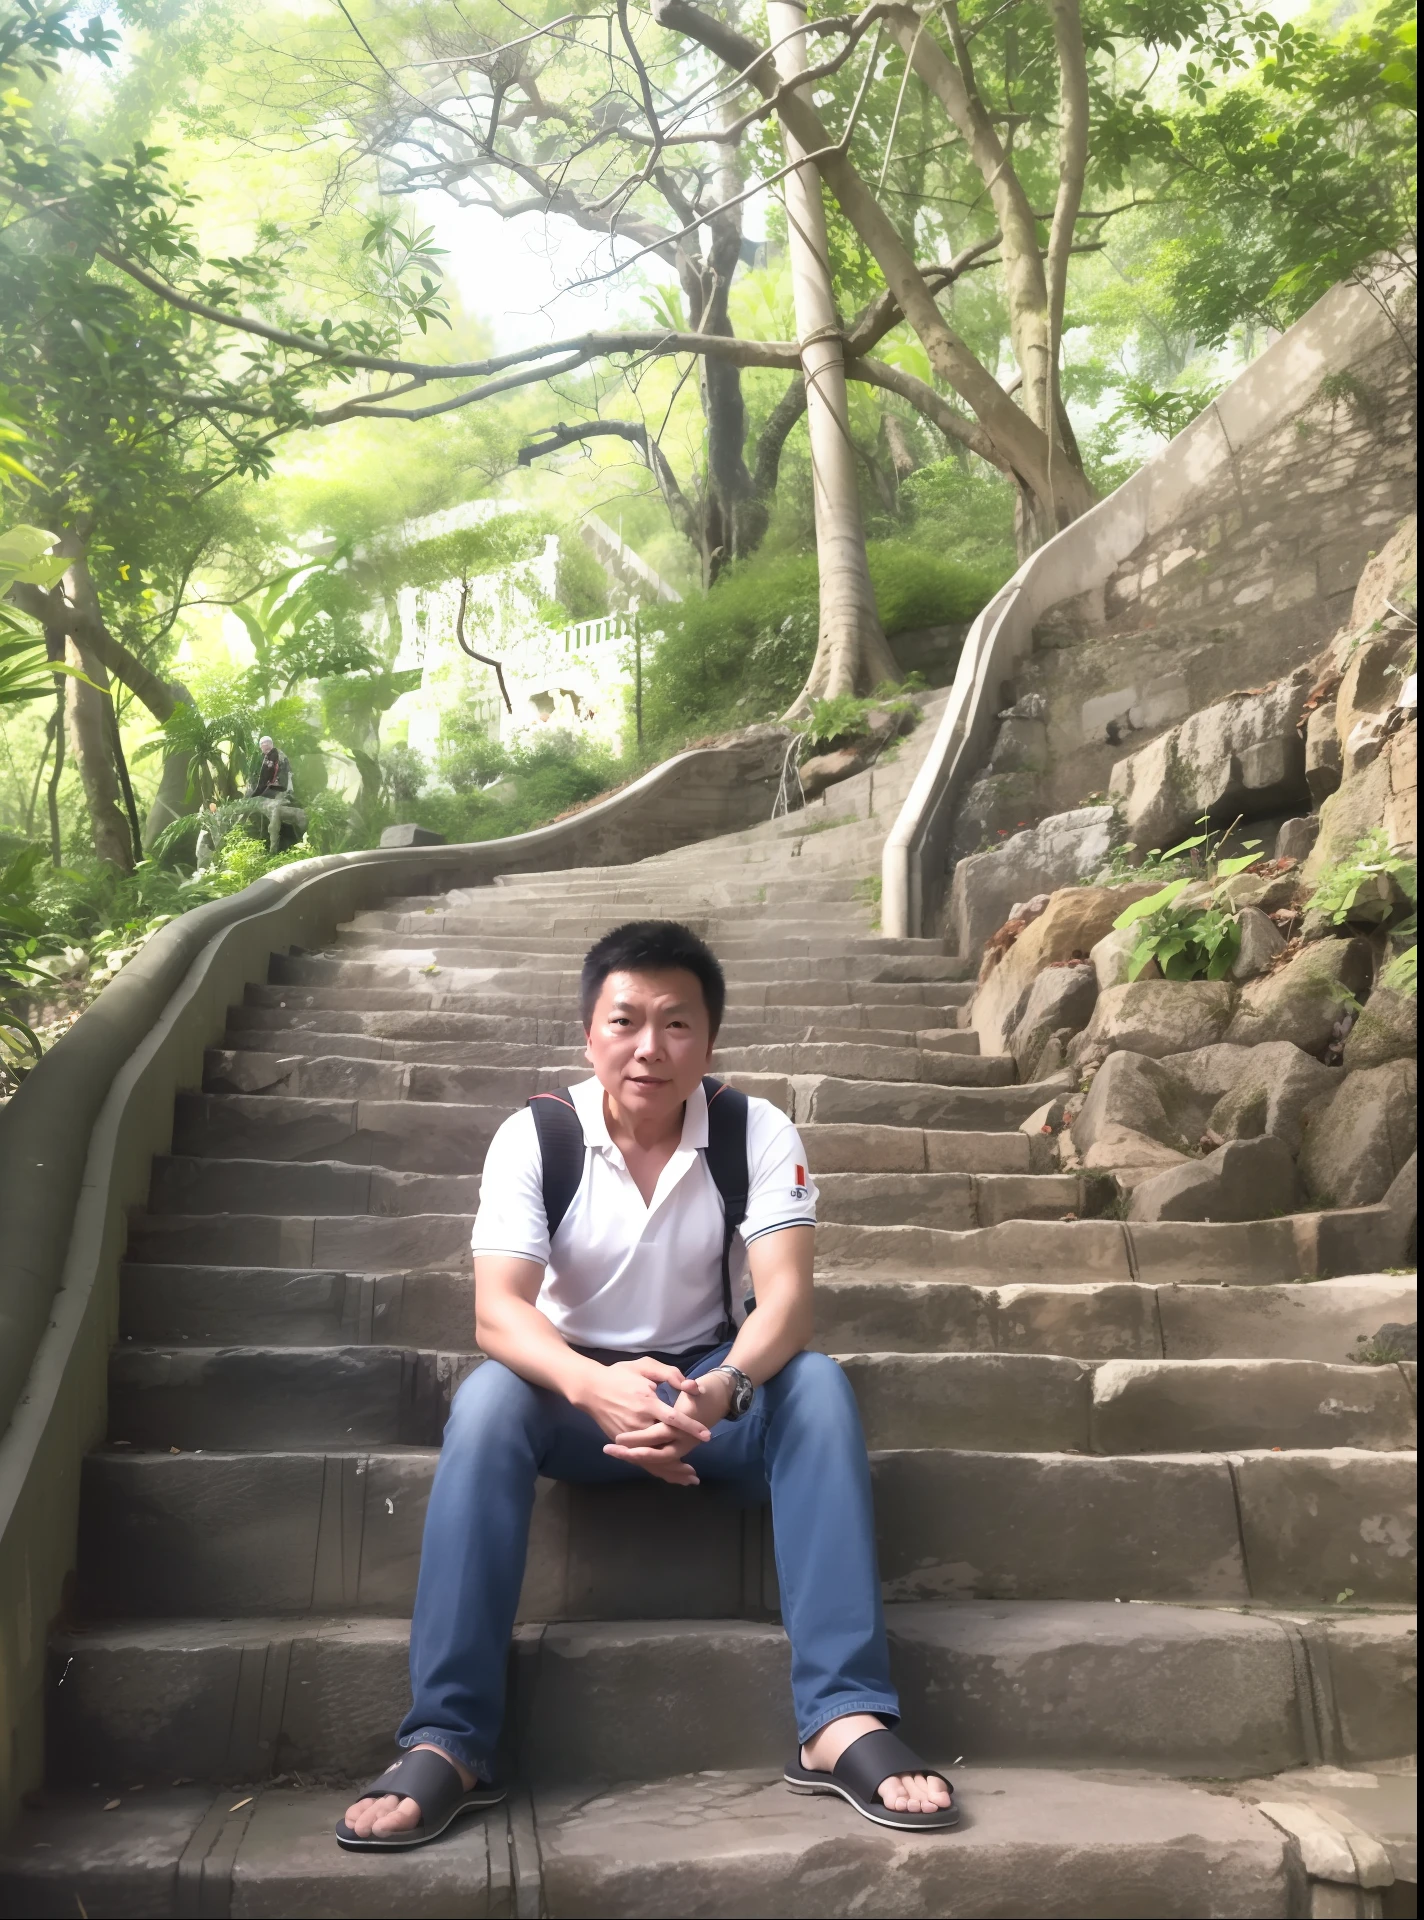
{"left": 768, "top": 0, "right": 899, "bottom": 718}
{"left": 46, "top": 682, "right": 66, "bottom": 867}
{"left": 65, "top": 636, "right": 133, "bottom": 871}
{"left": 653, "top": 0, "right": 1097, "bottom": 554}
{"left": 31, "top": 534, "right": 198, "bottom": 850}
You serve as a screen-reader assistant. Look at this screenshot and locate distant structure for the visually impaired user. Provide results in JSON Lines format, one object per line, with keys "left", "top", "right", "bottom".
{"left": 384, "top": 505, "right": 680, "bottom": 761}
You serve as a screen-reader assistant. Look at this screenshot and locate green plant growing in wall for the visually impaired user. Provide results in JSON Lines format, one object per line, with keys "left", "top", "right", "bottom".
{"left": 1111, "top": 824, "right": 1266, "bottom": 981}
{"left": 1305, "top": 829, "right": 1416, "bottom": 932}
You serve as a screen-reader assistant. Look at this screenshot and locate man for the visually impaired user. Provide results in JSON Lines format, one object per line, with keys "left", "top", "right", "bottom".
{"left": 245, "top": 734, "right": 303, "bottom": 853}
{"left": 338, "top": 920, "right": 956, "bottom": 1850}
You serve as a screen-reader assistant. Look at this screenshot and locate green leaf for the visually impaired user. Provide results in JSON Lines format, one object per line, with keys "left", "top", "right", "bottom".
{"left": 1114, "top": 877, "right": 1193, "bottom": 928}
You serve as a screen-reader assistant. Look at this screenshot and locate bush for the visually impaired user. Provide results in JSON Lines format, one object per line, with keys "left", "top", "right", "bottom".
{"left": 415, "top": 724, "right": 629, "bottom": 844}
{"left": 639, "top": 538, "right": 1004, "bottom": 746}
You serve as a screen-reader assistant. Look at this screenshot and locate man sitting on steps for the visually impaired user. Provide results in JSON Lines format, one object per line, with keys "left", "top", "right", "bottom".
{"left": 338, "top": 919, "right": 957, "bottom": 1850}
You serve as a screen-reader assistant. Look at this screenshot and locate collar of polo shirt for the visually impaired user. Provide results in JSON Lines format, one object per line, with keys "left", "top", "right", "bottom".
{"left": 570, "top": 1072, "right": 710, "bottom": 1161}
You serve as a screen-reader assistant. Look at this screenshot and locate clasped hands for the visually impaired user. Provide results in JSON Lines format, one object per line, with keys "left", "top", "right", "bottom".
{"left": 578, "top": 1356, "right": 733, "bottom": 1486}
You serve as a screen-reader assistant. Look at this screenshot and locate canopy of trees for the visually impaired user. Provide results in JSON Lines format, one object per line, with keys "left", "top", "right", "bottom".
{"left": 0, "top": 0, "right": 1414, "bottom": 1084}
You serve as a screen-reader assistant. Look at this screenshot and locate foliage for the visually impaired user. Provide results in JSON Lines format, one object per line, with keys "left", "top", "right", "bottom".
{"left": 1305, "top": 829, "right": 1417, "bottom": 930}
{"left": 1112, "top": 826, "right": 1266, "bottom": 981}
{"left": 1379, "top": 946, "right": 1417, "bottom": 996}
{"left": 1154, "top": 4, "right": 1417, "bottom": 346}
{"left": 640, "top": 543, "right": 1001, "bottom": 745}
{"left": 798, "top": 691, "right": 917, "bottom": 755}
{"left": 0, "top": 840, "right": 58, "bottom": 1079}
{"left": 1109, "top": 378, "right": 1224, "bottom": 444}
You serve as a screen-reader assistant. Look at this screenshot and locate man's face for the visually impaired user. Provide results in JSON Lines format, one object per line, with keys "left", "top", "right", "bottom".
{"left": 584, "top": 967, "right": 715, "bottom": 1125}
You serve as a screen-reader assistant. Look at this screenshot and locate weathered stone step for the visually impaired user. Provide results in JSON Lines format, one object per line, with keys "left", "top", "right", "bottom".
{"left": 45, "top": 1601, "right": 1413, "bottom": 1788}
{"left": 267, "top": 953, "right": 969, "bottom": 997}
{"left": 125, "top": 1211, "right": 473, "bottom": 1271}
{"left": 814, "top": 1211, "right": 1364, "bottom": 1286}
{"left": 0, "top": 1766, "right": 1304, "bottom": 1920}
{"left": 343, "top": 917, "right": 946, "bottom": 958}
{"left": 171, "top": 1092, "right": 507, "bottom": 1173}
{"left": 148, "top": 1157, "right": 482, "bottom": 1219}
{"left": 223, "top": 1014, "right": 974, "bottom": 1058}
{"left": 226, "top": 1001, "right": 975, "bottom": 1048}
{"left": 793, "top": 1074, "right": 1063, "bottom": 1129}
{"left": 116, "top": 1267, "right": 1417, "bottom": 1366}
{"left": 332, "top": 928, "right": 922, "bottom": 962}
{"left": 169, "top": 1096, "right": 1035, "bottom": 1177}
{"left": 144, "top": 1160, "right": 1061, "bottom": 1227}
{"left": 243, "top": 978, "right": 973, "bottom": 1015}
{"left": 78, "top": 1445, "right": 1417, "bottom": 1618}
{"left": 199, "top": 1047, "right": 1011, "bottom": 1105}
{"left": 106, "top": 1346, "right": 1417, "bottom": 1455}
{"left": 814, "top": 1170, "right": 1079, "bottom": 1228}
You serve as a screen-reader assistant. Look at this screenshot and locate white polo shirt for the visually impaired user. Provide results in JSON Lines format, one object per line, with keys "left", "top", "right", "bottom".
{"left": 471, "top": 1076, "right": 818, "bottom": 1353}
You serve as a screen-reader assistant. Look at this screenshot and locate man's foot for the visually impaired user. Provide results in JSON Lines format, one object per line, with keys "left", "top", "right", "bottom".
{"left": 341, "top": 1745, "right": 476, "bottom": 1839}
{"left": 800, "top": 1713, "right": 953, "bottom": 1815}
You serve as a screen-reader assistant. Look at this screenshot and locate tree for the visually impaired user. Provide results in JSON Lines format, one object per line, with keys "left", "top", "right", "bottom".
{"left": 767, "top": 0, "right": 896, "bottom": 709}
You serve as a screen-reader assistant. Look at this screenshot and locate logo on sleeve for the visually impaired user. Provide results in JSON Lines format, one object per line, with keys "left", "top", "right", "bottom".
{"left": 790, "top": 1162, "right": 809, "bottom": 1200}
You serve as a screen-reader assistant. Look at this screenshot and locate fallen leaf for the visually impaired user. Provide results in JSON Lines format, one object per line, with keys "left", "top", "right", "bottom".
{"left": 169, "top": 1446, "right": 181, "bottom": 1454}
{"left": 229, "top": 1797, "right": 253, "bottom": 1813}
{"left": 103, "top": 1799, "right": 120, "bottom": 1811}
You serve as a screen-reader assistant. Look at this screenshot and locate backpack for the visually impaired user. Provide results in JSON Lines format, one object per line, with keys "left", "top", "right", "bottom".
{"left": 528, "top": 1076, "right": 750, "bottom": 1339}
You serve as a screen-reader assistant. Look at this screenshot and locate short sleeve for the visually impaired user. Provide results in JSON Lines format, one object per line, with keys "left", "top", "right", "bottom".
{"left": 739, "top": 1098, "right": 818, "bottom": 1244}
{"left": 470, "top": 1108, "right": 551, "bottom": 1264}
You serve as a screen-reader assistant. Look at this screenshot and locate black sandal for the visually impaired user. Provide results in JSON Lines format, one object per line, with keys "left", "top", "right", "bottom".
{"left": 335, "top": 1747, "right": 506, "bottom": 1851}
{"left": 784, "top": 1728, "right": 959, "bottom": 1832}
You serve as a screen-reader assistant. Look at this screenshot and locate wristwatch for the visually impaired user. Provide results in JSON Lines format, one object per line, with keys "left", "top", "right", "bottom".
{"left": 712, "top": 1364, "right": 755, "bottom": 1421}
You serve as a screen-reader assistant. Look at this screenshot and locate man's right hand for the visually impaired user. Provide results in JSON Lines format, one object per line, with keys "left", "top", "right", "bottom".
{"left": 575, "top": 1357, "right": 711, "bottom": 1486}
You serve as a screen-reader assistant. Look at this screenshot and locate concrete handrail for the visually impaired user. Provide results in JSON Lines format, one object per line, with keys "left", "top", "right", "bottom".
{"left": 0, "top": 728, "right": 783, "bottom": 1821}
{"left": 881, "top": 273, "right": 1406, "bottom": 939}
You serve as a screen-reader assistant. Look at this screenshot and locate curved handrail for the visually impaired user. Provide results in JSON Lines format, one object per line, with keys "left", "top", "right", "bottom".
{"left": 0, "top": 730, "right": 784, "bottom": 1434}
{"left": 881, "top": 272, "right": 1405, "bottom": 939}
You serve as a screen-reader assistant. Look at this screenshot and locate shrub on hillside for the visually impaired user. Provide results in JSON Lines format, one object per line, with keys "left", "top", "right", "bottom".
{"left": 639, "top": 539, "right": 1003, "bottom": 745}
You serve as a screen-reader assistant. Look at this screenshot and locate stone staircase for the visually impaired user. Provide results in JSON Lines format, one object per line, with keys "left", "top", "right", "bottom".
{"left": 1, "top": 699, "right": 1415, "bottom": 1918}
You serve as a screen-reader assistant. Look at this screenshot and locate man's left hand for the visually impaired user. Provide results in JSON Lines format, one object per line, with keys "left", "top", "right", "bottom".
{"left": 602, "top": 1369, "right": 734, "bottom": 1484}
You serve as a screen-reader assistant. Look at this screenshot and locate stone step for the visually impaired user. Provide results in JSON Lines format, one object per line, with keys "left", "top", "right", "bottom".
{"left": 814, "top": 1213, "right": 1327, "bottom": 1286}
{"left": 148, "top": 1157, "right": 482, "bottom": 1220}
{"left": 0, "top": 1768, "right": 1306, "bottom": 1919}
{"left": 144, "top": 1160, "right": 1062, "bottom": 1227}
{"left": 342, "top": 919, "right": 946, "bottom": 958}
{"left": 43, "top": 1601, "right": 1413, "bottom": 1788}
{"left": 106, "top": 1345, "right": 1417, "bottom": 1456}
{"left": 169, "top": 1096, "right": 1034, "bottom": 1176}
{"left": 78, "top": 1445, "right": 1417, "bottom": 1618}
{"left": 244, "top": 978, "right": 973, "bottom": 1014}
{"left": 171, "top": 1093, "right": 509, "bottom": 1173}
{"left": 813, "top": 1170, "right": 1080, "bottom": 1228}
{"left": 125, "top": 1211, "right": 474, "bottom": 1272}
{"left": 199, "top": 1047, "right": 1012, "bottom": 1105}
{"left": 115, "top": 1269, "right": 1417, "bottom": 1365}
{"left": 269, "top": 951, "right": 968, "bottom": 993}
{"left": 223, "top": 1014, "right": 975, "bottom": 1058}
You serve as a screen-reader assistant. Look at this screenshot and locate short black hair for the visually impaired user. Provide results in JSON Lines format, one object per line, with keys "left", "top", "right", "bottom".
{"left": 580, "top": 920, "right": 726, "bottom": 1036}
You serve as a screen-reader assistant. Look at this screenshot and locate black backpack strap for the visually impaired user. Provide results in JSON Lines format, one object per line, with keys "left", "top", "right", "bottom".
{"left": 528, "top": 1088, "right": 587, "bottom": 1240}
{"left": 702, "top": 1074, "right": 750, "bottom": 1337}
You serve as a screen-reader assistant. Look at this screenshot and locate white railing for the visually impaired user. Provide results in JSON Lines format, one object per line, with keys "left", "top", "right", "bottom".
{"left": 559, "top": 612, "right": 634, "bottom": 654}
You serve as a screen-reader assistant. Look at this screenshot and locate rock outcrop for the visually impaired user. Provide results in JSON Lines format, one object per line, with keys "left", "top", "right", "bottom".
{"left": 1299, "top": 1058, "right": 1418, "bottom": 1207}
{"left": 1108, "top": 669, "right": 1313, "bottom": 852}
{"left": 1127, "top": 1135, "right": 1303, "bottom": 1223}
{"left": 948, "top": 807, "right": 1116, "bottom": 960}
{"left": 1224, "top": 939, "right": 1372, "bottom": 1054}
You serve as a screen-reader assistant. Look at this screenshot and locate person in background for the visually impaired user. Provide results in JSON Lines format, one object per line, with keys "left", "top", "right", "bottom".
{"left": 245, "top": 734, "right": 303, "bottom": 853}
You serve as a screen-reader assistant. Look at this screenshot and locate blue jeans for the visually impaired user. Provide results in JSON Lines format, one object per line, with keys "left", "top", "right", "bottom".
{"left": 397, "top": 1343, "right": 899, "bottom": 1780}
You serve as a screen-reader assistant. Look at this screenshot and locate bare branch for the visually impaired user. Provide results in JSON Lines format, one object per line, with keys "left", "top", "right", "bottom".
{"left": 454, "top": 577, "right": 513, "bottom": 712}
